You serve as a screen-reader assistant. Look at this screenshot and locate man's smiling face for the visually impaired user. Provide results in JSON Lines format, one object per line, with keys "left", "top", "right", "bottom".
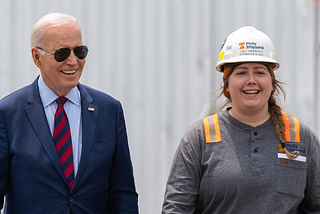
{"left": 36, "top": 22, "right": 85, "bottom": 96}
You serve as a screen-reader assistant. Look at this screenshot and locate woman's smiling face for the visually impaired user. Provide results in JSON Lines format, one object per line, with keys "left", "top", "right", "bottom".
{"left": 226, "top": 63, "right": 274, "bottom": 115}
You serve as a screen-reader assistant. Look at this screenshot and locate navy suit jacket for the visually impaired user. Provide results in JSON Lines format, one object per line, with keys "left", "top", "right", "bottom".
{"left": 0, "top": 77, "right": 138, "bottom": 213}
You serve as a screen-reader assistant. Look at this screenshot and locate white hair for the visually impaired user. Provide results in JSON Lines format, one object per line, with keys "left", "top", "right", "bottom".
{"left": 30, "top": 13, "right": 80, "bottom": 48}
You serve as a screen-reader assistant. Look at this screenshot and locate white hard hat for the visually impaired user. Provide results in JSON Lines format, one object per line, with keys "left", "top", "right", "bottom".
{"left": 216, "top": 26, "right": 280, "bottom": 72}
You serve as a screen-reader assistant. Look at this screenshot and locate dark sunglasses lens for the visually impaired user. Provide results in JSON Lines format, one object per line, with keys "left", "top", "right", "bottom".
{"left": 54, "top": 48, "right": 71, "bottom": 62}
{"left": 74, "top": 46, "right": 89, "bottom": 59}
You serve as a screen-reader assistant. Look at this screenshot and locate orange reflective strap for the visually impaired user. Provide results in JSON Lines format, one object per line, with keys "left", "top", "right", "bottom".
{"left": 213, "top": 114, "right": 221, "bottom": 142}
{"left": 203, "top": 114, "right": 221, "bottom": 143}
{"left": 281, "top": 112, "right": 300, "bottom": 142}
{"left": 292, "top": 116, "right": 300, "bottom": 142}
{"left": 203, "top": 117, "right": 211, "bottom": 142}
{"left": 282, "top": 112, "right": 291, "bottom": 141}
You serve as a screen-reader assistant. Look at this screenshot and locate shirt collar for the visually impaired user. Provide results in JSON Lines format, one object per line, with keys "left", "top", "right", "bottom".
{"left": 38, "top": 75, "right": 81, "bottom": 108}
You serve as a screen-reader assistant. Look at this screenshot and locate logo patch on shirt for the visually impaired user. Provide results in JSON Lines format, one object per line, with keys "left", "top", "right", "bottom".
{"left": 278, "top": 142, "right": 306, "bottom": 162}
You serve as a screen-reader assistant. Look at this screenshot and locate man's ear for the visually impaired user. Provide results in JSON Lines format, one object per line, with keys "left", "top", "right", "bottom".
{"left": 31, "top": 47, "right": 41, "bottom": 69}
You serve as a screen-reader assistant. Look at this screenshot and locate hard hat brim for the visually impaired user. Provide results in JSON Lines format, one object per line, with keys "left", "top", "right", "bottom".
{"left": 216, "top": 55, "right": 280, "bottom": 72}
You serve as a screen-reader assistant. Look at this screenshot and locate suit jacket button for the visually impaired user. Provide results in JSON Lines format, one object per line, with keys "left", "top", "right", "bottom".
{"left": 68, "top": 196, "right": 74, "bottom": 202}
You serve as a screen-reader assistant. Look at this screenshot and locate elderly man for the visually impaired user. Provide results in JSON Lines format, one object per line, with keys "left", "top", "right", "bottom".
{"left": 0, "top": 13, "right": 138, "bottom": 214}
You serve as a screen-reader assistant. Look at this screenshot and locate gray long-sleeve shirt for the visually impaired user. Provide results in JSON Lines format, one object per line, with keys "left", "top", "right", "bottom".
{"left": 162, "top": 110, "right": 320, "bottom": 214}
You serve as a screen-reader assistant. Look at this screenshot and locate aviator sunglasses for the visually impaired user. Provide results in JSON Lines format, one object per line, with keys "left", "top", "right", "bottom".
{"left": 36, "top": 45, "right": 89, "bottom": 62}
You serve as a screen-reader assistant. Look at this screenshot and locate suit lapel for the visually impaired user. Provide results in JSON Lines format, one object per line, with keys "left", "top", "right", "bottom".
{"left": 24, "top": 78, "right": 67, "bottom": 183}
{"left": 72, "top": 83, "right": 98, "bottom": 189}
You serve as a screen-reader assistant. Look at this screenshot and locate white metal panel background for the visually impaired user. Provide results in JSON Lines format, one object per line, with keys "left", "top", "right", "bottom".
{"left": 0, "top": 0, "right": 319, "bottom": 213}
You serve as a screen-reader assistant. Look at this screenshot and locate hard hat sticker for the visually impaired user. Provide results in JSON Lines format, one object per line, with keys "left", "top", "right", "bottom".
{"left": 238, "top": 41, "right": 265, "bottom": 56}
{"left": 218, "top": 51, "right": 225, "bottom": 61}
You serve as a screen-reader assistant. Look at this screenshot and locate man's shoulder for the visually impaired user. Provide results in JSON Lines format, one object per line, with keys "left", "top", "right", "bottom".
{"left": 0, "top": 83, "right": 34, "bottom": 106}
{"left": 0, "top": 77, "right": 38, "bottom": 103}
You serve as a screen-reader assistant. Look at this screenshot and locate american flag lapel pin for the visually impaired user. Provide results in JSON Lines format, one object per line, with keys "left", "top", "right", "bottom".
{"left": 88, "top": 107, "right": 95, "bottom": 112}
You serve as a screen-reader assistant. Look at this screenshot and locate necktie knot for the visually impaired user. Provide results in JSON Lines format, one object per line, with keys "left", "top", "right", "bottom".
{"left": 56, "top": 97, "right": 67, "bottom": 106}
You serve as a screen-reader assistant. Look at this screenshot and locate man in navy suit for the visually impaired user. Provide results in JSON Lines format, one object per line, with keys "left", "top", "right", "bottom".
{"left": 0, "top": 13, "right": 138, "bottom": 213}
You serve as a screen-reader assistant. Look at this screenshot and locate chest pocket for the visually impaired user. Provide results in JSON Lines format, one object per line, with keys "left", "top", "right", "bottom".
{"left": 277, "top": 113, "right": 306, "bottom": 199}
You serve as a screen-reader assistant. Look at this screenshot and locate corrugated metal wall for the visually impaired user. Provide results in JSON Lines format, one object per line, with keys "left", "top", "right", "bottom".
{"left": 0, "top": 0, "right": 319, "bottom": 213}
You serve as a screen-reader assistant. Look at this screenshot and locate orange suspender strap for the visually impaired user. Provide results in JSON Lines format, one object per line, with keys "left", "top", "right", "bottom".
{"left": 281, "top": 112, "right": 300, "bottom": 142}
{"left": 203, "top": 114, "right": 221, "bottom": 143}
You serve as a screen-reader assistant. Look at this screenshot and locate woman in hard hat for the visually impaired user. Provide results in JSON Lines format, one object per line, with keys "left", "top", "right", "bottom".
{"left": 162, "top": 26, "right": 320, "bottom": 213}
